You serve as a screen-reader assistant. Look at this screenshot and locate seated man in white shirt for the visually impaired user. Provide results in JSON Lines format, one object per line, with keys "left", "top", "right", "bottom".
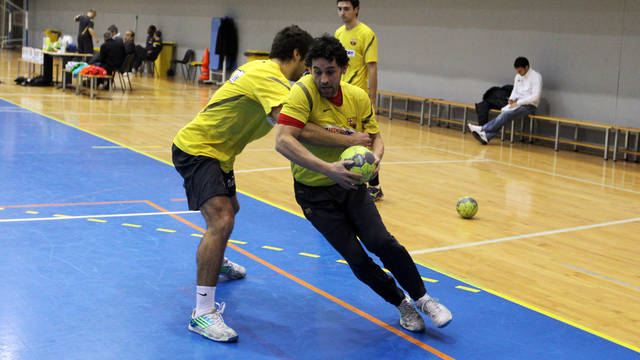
{"left": 468, "top": 57, "right": 542, "bottom": 144}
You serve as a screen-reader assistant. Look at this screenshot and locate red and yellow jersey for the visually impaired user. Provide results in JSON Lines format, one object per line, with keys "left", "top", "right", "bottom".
{"left": 279, "top": 74, "right": 378, "bottom": 186}
{"left": 335, "top": 22, "right": 378, "bottom": 93}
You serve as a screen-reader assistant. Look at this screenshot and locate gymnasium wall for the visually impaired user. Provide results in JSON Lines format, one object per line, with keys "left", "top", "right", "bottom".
{"left": 28, "top": 0, "right": 640, "bottom": 127}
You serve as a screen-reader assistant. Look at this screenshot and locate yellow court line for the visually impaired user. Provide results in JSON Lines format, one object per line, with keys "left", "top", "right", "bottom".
{"left": 298, "top": 252, "right": 320, "bottom": 258}
{"left": 262, "top": 246, "right": 283, "bottom": 251}
{"left": 414, "top": 260, "right": 640, "bottom": 353}
{"left": 191, "top": 233, "right": 203, "bottom": 238}
{"left": 229, "top": 240, "right": 247, "bottom": 244}
{"left": 456, "top": 285, "right": 481, "bottom": 293}
{"left": 0, "top": 208, "right": 4, "bottom": 210}
{"left": 88, "top": 218, "right": 107, "bottom": 223}
{"left": 25, "top": 211, "right": 38, "bottom": 214}
{"left": 53, "top": 214, "right": 70, "bottom": 217}
{"left": 122, "top": 223, "right": 141, "bottom": 228}
{"left": 156, "top": 228, "right": 176, "bottom": 233}
{"left": 422, "top": 277, "right": 438, "bottom": 283}
{"left": 336, "top": 260, "right": 348, "bottom": 264}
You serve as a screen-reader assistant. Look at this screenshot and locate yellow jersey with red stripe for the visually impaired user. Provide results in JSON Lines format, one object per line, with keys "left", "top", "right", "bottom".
{"left": 279, "top": 74, "right": 378, "bottom": 186}
{"left": 173, "top": 60, "right": 291, "bottom": 172}
{"left": 334, "top": 22, "right": 378, "bottom": 93}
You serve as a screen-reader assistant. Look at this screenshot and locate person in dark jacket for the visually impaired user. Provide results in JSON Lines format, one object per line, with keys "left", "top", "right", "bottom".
{"left": 123, "top": 30, "right": 136, "bottom": 55}
{"left": 97, "top": 31, "right": 126, "bottom": 89}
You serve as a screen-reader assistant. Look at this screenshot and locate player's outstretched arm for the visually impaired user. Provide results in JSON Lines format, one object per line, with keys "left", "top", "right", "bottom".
{"left": 299, "top": 122, "right": 371, "bottom": 148}
{"left": 275, "top": 124, "right": 362, "bottom": 189}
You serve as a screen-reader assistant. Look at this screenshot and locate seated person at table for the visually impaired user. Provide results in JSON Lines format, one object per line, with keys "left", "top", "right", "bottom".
{"left": 94, "top": 31, "right": 126, "bottom": 89}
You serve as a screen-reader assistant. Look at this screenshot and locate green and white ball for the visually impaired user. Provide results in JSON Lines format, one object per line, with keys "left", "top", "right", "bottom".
{"left": 339, "top": 145, "right": 377, "bottom": 183}
{"left": 456, "top": 196, "right": 478, "bottom": 219}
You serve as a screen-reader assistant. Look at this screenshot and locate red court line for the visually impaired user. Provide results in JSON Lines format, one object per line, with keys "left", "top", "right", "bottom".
{"left": 144, "top": 200, "right": 455, "bottom": 360}
{"left": 0, "top": 200, "right": 147, "bottom": 208}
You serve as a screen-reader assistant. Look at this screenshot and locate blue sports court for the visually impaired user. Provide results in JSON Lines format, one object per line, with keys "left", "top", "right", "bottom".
{"left": 1, "top": 97, "right": 639, "bottom": 359}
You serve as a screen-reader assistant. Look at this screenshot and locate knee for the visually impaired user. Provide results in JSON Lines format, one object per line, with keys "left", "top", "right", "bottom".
{"left": 367, "top": 235, "right": 404, "bottom": 256}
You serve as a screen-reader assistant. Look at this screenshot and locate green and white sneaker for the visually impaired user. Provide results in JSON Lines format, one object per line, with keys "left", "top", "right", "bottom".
{"left": 397, "top": 294, "right": 425, "bottom": 332}
{"left": 220, "top": 257, "right": 246, "bottom": 280}
{"left": 189, "top": 303, "right": 238, "bottom": 342}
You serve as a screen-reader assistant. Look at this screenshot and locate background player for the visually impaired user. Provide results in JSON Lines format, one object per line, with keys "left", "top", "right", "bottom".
{"left": 335, "top": 0, "right": 384, "bottom": 200}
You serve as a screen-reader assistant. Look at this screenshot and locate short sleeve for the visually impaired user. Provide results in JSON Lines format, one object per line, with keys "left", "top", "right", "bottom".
{"left": 280, "top": 82, "right": 312, "bottom": 125}
{"left": 363, "top": 30, "right": 377, "bottom": 64}
{"left": 359, "top": 92, "right": 379, "bottom": 133}
{"left": 251, "top": 74, "right": 292, "bottom": 116}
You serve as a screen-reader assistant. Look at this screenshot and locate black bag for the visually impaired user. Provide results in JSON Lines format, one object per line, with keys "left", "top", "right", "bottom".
{"left": 475, "top": 85, "right": 513, "bottom": 125}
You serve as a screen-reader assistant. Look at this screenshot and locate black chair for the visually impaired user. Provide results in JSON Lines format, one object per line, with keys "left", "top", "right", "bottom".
{"left": 172, "top": 49, "right": 195, "bottom": 78}
{"left": 114, "top": 54, "right": 136, "bottom": 92}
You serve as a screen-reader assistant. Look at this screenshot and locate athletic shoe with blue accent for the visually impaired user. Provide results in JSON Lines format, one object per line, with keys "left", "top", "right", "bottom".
{"left": 367, "top": 186, "right": 384, "bottom": 201}
{"left": 397, "top": 294, "right": 425, "bottom": 332}
{"left": 417, "top": 295, "right": 452, "bottom": 328}
{"left": 189, "top": 302, "right": 238, "bottom": 342}
{"left": 220, "top": 257, "right": 246, "bottom": 280}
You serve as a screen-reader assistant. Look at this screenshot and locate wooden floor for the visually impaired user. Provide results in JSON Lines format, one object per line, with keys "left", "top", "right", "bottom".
{"left": 2, "top": 49, "right": 639, "bottom": 350}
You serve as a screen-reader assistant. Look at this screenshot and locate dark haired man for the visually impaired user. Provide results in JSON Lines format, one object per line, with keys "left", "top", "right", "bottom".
{"left": 275, "top": 35, "right": 453, "bottom": 334}
{"left": 74, "top": 9, "right": 98, "bottom": 53}
{"left": 335, "top": 0, "right": 383, "bottom": 200}
{"left": 172, "top": 26, "right": 370, "bottom": 343}
{"left": 468, "top": 57, "right": 542, "bottom": 144}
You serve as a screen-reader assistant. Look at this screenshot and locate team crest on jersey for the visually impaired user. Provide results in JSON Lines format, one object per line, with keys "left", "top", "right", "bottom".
{"left": 350, "top": 38, "right": 356, "bottom": 46}
{"left": 347, "top": 118, "right": 356, "bottom": 128}
{"left": 346, "top": 49, "right": 356, "bottom": 57}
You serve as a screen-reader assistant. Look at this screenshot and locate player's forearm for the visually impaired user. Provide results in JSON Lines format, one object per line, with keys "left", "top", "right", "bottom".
{"left": 276, "top": 126, "right": 330, "bottom": 175}
{"left": 370, "top": 132, "right": 384, "bottom": 160}
{"left": 367, "top": 62, "right": 378, "bottom": 106}
{"left": 89, "top": 28, "right": 98, "bottom": 41}
{"left": 299, "top": 122, "right": 351, "bottom": 147}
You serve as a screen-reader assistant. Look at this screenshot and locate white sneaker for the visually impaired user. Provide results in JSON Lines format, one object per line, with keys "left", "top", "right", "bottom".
{"left": 220, "top": 257, "right": 246, "bottom": 280}
{"left": 417, "top": 295, "right": 452, "bottom": 328}
{"left": 397, "top": 294, "right": 425, "bottom": 332}
{"left": 468, "top": 123, "right": 488, "bottom": 145}
{"left": 189, "top": 303, "right": 239, "bottom": 342}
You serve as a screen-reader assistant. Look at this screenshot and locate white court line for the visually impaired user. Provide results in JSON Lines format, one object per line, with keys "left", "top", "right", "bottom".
{"left": 410, "top": 216, "right": 640, "bottom": 254}
{"left": 0, "top": 210, "right": 199, "bottom": 223}
{"left": 232, "top": 159, "right": 489, "bottom": 174}
{"left": 561, "top": 264, "right": 640, "bottom": 292}
{"left": 419, "top": 143, "right": 640, "bottom": 196}
{"left": 92, "top": 145, "right": 162, "bottom": 149}
{"left": 488, "top": 160, "right": 640, "bottom": 196}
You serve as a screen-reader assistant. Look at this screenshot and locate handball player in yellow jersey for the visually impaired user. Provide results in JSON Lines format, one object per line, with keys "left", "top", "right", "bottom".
{"left": 172, "top": 26, "right": 371, "bottom": 343}
{"left": 275, "top": 35, "right": 452, "bottom": 333}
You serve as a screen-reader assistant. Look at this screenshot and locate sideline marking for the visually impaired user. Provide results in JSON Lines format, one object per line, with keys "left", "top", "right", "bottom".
{"left": 410, "top": 216, "right": 640, "bottom": 254}
{"left": 262, "top": 245, "right": 284, "bottom": 251}
{"left": 144, "top": 200, "right": 454, "bottom": 359}
{"left": 562, "top": 264, "right": 640, "bottom": 292}
{"left": 156, "top": 228, "right": 176, "bottom": 233}
{"left": 0, "top": 210, "right": 198, "bottom": 223}
{"left": 456, "top": 286, "right": 481, "bottom": 293}
{"left": 414, "top": 260, "right": 640, "bottom": 354}
{"left": 122, "top": 223, "right": 142, "bottom": 228}
{"left": 229, "top": 240, "right": 247, "bottom": 244}
{"left": 88, "top": 218, "right": 107, "bottom": 223}
{"left": 298, "top": 252, "right": 320, "bottom": 258}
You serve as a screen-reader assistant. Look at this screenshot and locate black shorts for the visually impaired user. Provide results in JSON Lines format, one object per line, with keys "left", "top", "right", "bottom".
{"left": 172, "top": 144, "right": 236, "bottom": 210}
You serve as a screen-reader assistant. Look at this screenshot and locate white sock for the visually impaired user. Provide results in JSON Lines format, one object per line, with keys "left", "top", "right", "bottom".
{"left": 194, "top": 286, "right": 216, "bottom": 317}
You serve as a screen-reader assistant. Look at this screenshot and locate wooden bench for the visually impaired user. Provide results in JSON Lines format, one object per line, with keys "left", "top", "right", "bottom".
{"left": 611, "top": 125, "right": 640, "bottom": 161}
{"left": 528, "top": 115, "right": 612, "bottom": 159}
{"left": 76, "top": 73, "right": 114, "bottom": 99}
{"left": 377, "top": 90, "right": 431, "bottom": 125}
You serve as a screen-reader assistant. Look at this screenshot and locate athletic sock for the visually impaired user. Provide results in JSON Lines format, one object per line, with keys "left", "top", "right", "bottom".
{"left": 194, "top": 286, "right": 216, "bottom": 317}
